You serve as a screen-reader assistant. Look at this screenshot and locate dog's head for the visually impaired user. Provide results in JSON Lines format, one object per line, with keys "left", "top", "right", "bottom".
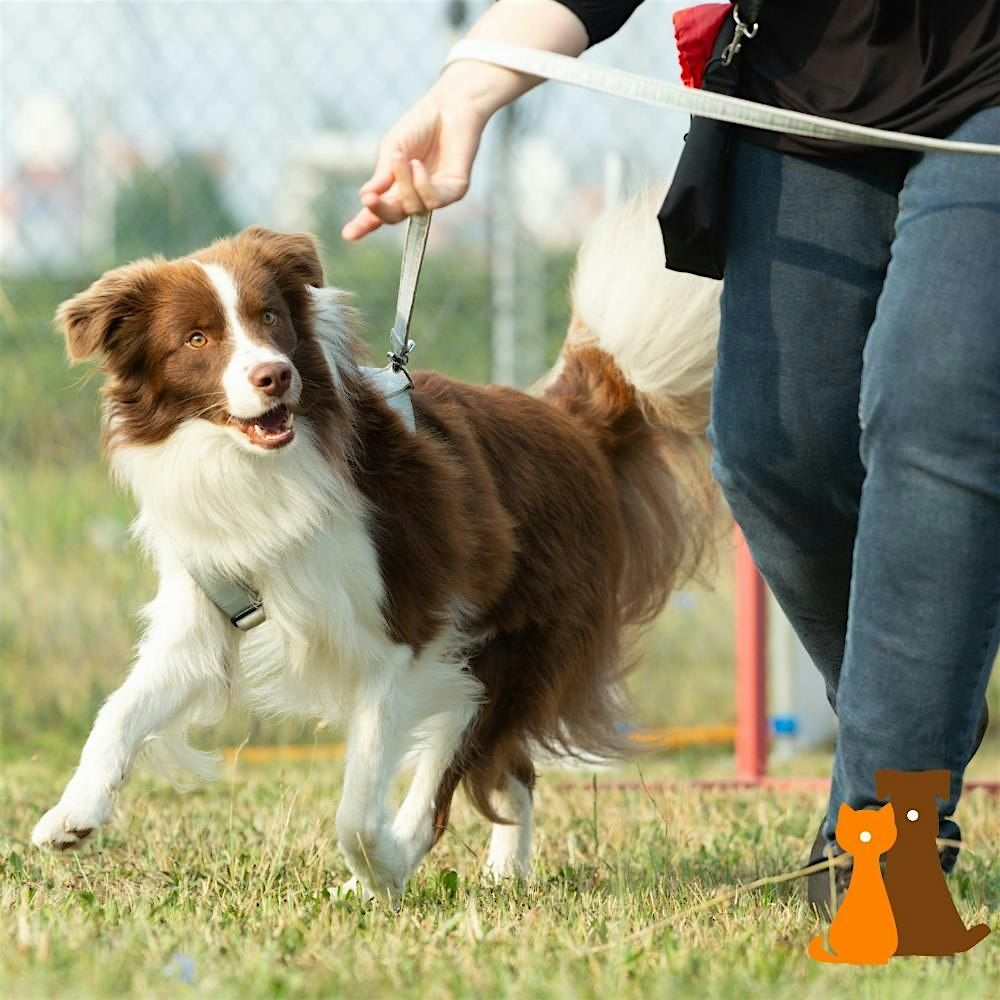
{"left": 56, "top": 227, "right": 352, "bottom": 453}
{"left": 875, "top": 769, "right": 950, "bottom": 846}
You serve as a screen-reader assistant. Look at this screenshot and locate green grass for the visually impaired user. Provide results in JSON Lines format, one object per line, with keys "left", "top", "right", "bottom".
{"left": 3, "top": 268, "right": 998, "bottom": 998}
{"left": 2, "top": 752, "right": 997, "bottom": 999}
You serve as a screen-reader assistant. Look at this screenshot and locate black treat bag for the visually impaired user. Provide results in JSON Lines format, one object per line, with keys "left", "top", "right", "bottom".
{"left": 658, "top": 6, "right": 758, "bottom": 279}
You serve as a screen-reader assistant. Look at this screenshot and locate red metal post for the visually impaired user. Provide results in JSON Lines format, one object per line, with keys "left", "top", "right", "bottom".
{"left": 735, "top": 528, "right": 768, "bottom": 781}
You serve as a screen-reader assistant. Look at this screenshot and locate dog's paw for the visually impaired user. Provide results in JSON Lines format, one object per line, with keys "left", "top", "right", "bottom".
{"left": 337, "top": 824, "right": 410, "bottom": 908}
{"left": 330, "top": 876, "right": 376, "bottom": 906}
{"left": 31, "top": 788, "right": 113, "bottom": 850}
{"left": 483, "top": 856, "right": 528, "bottom": 881}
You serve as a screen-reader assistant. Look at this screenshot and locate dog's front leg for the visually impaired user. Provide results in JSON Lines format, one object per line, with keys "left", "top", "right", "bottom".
{"left": 391, "top": 705, "right": 477, "bottom": 873}
{"left": 336, "top": 656, "right": 416, "bottom": 906}
{"left": 32, "top": 566, "right": 234, "bottom": 850}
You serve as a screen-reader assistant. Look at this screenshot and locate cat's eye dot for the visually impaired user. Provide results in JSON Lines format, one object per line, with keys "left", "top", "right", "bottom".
{"left": 859, "top": 830, "right": 872, "bottom": 843}
{"left": 907, "top": 809, "right": 919, "bottom": 822}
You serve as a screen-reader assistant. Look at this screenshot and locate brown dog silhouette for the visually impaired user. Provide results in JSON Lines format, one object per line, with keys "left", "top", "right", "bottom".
{"left": 877, "top": 769, "right": 990, "bottom": 956}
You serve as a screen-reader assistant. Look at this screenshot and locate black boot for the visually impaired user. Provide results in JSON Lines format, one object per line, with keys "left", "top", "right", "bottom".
{"left": 808, "top": 701, "right": 989, "bottom": 915}
{"left": 805, "top": 823, "right": 851, "bottom": 917}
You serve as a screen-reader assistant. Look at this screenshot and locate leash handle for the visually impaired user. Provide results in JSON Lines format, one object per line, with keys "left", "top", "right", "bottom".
{"left": 389, "top": 211, "right": 432, "bottom": 367}
{"left": 447, "top": 40, "right": 1000, "bottom": 157}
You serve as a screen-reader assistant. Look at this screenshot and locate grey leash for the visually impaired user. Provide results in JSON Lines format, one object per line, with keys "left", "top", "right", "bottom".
{"left": 390, "top": 211, "right": 431, "bottom": 368}
{"left": 186, "top": 213, "right": 433, "bottom": 631}
{"left": 361, "top": 211, "right": 432, "bottom": 432}
{"left": 446, "top": 40, "right": 1000, "bottom": 157}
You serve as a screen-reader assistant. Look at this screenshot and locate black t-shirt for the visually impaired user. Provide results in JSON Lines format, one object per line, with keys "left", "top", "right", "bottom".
{"left": 555, "top": 0, "right": 1000, "bottom": 161}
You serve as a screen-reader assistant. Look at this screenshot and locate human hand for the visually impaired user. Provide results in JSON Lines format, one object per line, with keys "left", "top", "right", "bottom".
{"left": 340, "top": 0, "right": 587, "bottom": 241}
{"left": 341, "top": 96, "right": 488, "bottom": 240}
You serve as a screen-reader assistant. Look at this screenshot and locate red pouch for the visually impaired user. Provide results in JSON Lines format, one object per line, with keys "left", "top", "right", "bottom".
{"left": 673, "top": 3, "right": 732, "bottom": 89}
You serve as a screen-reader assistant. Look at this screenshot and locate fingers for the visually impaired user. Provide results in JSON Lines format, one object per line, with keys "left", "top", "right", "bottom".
{"left": 344, "top": 159, "right": 465, "bottom": 239}
{"left": 410, "top": 159, "right": 443, "bottom": 209}
{"left": 389, "top": 152, "right": 429, "bottom": 217}
{"left": 360, "top": 163, "right": 394, "bottom": 197}
{"left": 341, "top": 205, "right": 384, "bottom": 241}
{"left": 359, "top": 136, "right": 402, "bottom": 196}
{"left": 344, "top": 153, "right": 429, "bottom": 238}
{"left": 346, "top": 97, "right": 485, "bottom": 240}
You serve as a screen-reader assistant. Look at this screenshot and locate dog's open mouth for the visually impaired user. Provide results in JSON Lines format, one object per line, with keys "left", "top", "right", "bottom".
{"left": 228, "top": 405, "right": 295, "bottom": 449}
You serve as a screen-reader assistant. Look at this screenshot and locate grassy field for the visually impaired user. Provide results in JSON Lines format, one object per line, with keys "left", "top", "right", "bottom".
{"left": 3, "top": 749, "right": 998, "bottom": 999}
{"left": 3, "top": 269, "right": 998, "bottom": 998}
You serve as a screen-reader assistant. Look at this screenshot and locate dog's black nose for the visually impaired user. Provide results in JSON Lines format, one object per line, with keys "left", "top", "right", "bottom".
{"left": 250, "top": 362, "right": 292, "bottom": 397}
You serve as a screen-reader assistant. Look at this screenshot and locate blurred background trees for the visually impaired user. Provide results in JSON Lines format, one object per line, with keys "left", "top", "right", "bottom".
{"left": 113, "top": 152, "right": 238, "bottom": 262}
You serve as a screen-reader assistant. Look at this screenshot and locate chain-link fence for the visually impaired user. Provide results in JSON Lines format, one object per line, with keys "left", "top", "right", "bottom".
{"left": 1, "top": 0, "right": 734, "bottom": 749}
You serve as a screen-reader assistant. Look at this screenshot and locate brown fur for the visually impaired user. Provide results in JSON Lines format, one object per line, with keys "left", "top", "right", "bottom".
{"left": 56, "top": 229, "right": 349, "bottom": 456}
{"left": 340, "top": 340, "right": 714, "bottom": 829}
{"left": 56, "top": 225, "right": 717, "bottom": 837}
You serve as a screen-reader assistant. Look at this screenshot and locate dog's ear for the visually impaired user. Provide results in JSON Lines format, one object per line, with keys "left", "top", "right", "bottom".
{"left": 56, "top": 260, "right": 156, "bottom": 362}
{"left": 875, "top": 769, "right": 901, "bottom": 800}
{"left": 239, "top": 227, "right": 325, "bottom": 290}
{"left": 926, "top": 769, "right": 951, "bottom": 803}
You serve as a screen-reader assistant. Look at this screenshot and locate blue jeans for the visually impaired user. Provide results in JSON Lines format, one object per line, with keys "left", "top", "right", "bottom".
{"left": 709, "top": 107, "right": 1000, "bottom": 850}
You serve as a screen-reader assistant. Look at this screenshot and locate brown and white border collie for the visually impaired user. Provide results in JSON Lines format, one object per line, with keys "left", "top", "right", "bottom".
{"left": 32, "top": 196, "right": 720, "bottom": 903}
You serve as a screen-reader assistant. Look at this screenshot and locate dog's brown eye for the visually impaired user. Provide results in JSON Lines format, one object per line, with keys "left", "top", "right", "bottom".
{"left": 187, "top": 331, "right": 208, "bottom": 349}
{"left": 262, "top": 310, "right": 277, "bottom": 326}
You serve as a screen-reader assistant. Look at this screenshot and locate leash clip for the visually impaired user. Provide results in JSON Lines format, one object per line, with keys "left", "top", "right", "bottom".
{"left": 388, "top": 339, "right": 416, "bottom": 375}
{"left": 721, "top": 5, "right": 759, "bottom": 66}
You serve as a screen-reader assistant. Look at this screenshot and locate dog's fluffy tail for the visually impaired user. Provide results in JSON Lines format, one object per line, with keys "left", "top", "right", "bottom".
{"left": 541, "top": 189, "right": 721, "bottom": 626}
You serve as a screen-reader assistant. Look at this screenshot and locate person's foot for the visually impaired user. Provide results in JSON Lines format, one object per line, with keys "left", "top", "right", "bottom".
{"left": 805, "top": 823, "right": 851, "bottom": 917}
{"left": 808, "top": 700, "right": 990, "bottom": 916}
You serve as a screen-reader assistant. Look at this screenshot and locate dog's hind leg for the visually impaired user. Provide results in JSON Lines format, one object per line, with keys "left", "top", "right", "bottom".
{"left": 32, "top": 566, "right": 233, "bottom": 850}
{"left": 485, "top": 762, "right": 535, "bottom": 879}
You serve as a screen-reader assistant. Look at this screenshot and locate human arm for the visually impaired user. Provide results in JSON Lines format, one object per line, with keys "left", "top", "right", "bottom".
{"left": 342, "top": 0, "right": 606, "bottom": 240}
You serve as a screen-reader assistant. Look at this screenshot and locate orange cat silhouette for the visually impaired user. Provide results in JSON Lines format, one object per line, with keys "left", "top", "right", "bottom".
{"left": 808, "top": 803, "right": 898, "bottom": 965}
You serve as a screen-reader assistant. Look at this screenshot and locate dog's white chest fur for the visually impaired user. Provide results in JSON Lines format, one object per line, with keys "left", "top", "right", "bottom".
{"left": 114, "top": 421, "right": 400, "bottom": 720}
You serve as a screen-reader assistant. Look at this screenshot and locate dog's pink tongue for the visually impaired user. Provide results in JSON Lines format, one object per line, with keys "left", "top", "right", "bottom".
{"left": 257, "top": 406, "right": 287, "bottom": 432}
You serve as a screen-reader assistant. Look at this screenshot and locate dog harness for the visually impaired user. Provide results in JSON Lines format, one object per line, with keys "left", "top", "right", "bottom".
{"left": 186, "top": 213, "right": 432, "bottom": 631}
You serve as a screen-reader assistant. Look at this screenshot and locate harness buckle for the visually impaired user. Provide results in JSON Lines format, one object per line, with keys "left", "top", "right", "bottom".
{"left": 231, "top": 601, "right": 266, "bottom": 631}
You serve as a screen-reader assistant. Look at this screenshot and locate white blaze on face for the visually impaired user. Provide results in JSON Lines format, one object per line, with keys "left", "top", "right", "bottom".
{"left": 197, "top": 261, "right": 298, "bottom": 418}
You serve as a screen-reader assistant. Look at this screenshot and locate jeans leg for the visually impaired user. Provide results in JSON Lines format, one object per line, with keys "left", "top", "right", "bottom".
{"left": 830, "top": 108, "right": 1000, "bottom": 844}
{"left": 711, "top": 141, "right": 902, "bottom": 699}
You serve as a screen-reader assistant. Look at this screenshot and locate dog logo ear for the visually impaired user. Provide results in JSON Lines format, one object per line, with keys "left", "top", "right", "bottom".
{"left": 926, "top": 769, "right": 951, "bottom": 803}
{"left": 55, "top": 261, "right": 156, "bottom": 362}
{"left": 238, "top": 227, "right": 325, "bottom": 290}
{"left": 874, "top": 769, "right": 894, "bottom": 800}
